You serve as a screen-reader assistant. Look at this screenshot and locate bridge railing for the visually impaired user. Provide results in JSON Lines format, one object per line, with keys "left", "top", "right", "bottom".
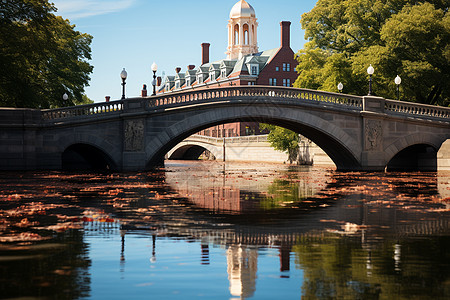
{"left": 385, "top": 99, "right": 450, "bottom": 119}
{"left": 40, "top": 85, "right": 449, "bottom": 122}
{"left": 42, "top": 100, "right": 124, "bottom": 121}
{"left": 148, "top": 86, "right": 363, "bottom": 109}
{"left": 187, "top": 134, "right": 269, "bottom": 144}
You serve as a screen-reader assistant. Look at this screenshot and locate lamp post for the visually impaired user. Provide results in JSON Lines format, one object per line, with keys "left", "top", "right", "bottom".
{"left": 151, "top": 62, "right": 158, "bottom": 96}
{"left": 62, "top": 93, "right": 68, "bottom": 101}
{"left": 337, "top": 82, "right": 343, "bottom": 93}
{"left": 120, "top": 68, "right": 127, "bottom": 100}
{"left": 394, "top": 75, "right": 401, "bottom": 100}
{"left": 367, "top": 64, "right": 374, "bottom": 96}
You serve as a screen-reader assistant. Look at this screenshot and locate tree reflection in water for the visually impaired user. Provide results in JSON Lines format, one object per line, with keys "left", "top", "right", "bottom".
{"left": 0, "top": 163, "right": 448, "bottom": 299}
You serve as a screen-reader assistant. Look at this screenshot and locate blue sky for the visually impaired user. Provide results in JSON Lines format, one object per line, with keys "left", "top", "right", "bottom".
{"left": 52, "top": 0, "right": 317, "bottom": 102}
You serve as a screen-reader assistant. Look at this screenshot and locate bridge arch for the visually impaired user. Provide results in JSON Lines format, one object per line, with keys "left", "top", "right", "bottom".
{"left": 168, "top": 143, "right": 219, "bottom": 160}
{"left": 62, "top": 143, "right": 118, "bottom": 170}
{"left": 58, "top": 133, "right": 120, "bottom": 171}
{"left": 384, "top": 133, "right": 442, "bottom": 171}
{"left": 145, "top": 104, "right": 362, "bottom": 170}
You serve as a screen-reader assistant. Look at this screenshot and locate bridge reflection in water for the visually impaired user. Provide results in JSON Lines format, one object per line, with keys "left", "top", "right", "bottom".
{"left": 1, "top": 165, "right": 449, "bottom": 299}
{"left": 113, "top": 162, "right": 450, "bottom": 299}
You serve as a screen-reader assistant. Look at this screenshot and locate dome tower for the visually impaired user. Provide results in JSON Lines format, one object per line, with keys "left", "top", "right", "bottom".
{"left": 226, "top": 0, "right": 258, "bottom": 60}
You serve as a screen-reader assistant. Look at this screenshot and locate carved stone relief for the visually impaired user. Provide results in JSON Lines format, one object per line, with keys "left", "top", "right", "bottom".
{"left": 124, "top": 119, "right": 144, "bottom": 151}
{"left": 364, "top": 119, "right": 382, "bottom": 151}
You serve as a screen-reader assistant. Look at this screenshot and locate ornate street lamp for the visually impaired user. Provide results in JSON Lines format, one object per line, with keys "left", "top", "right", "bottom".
{"left": 151, "top": 62, "right": 158, "bottom": 96}
{"left": 337, "top": 82, "right": 343, "bottom": 93}
{"left": 394, "top": 75, "right": 401, "bottom": 100}
{"left": 367, "top": 64, "right": 374, "bottom": 95}
{"left": 120, "top": 68, "right": 127, "bottom": 100}
{"left": 62, "top": 93, "right": 68, "bottom": 101}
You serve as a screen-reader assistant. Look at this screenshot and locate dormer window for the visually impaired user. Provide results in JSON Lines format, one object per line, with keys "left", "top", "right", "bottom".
{"left": 221, "top": 70, "right": 227, "bottom": 78}
{"left": 175, "top": 82, "right": 180, "bottom": 89}
{"left": 186, "top": 78, "right": 190, "bottom": 86}
{"left": 210, "top": 71, "right": 215, "bottom": 81}
{"left": 197, "top": 75, "right": 203, "bottom": 83}
{"left": 165, "top": 83, "right": 170, "bottom": 91}
{"left": 246, "top": 63, "right": 259, "bottom": 76}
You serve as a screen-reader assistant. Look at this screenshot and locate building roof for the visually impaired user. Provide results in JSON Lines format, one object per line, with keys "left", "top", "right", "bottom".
{"left": 230, "top": 0, "right": 256, "bottom": 18}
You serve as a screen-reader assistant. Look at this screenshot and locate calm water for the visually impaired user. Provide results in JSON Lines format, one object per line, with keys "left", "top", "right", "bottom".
{"left": 0, "top": 161, "right": 449, "bottom": 299}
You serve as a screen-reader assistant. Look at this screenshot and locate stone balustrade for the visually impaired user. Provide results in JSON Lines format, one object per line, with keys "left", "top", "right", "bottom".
{"left": 148, "top": 86, "right": 362, "bottom": 109}
{"left": 42, "top": 100, "right": 123, "bottom": 121}
{"left": 385, "top": 99, "right": 450, "bottom": 119}
{"left": 39, "top": 86, "right": 449, "bottom": 122}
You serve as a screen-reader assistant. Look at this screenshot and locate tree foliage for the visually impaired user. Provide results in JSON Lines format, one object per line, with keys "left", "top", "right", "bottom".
{"left": 0, "top": 0, "right": 93, "bottom": 108}
{"left": 260, "top": 123, "right": 300, "bottom": 163}
{"left": 295, "top": 0, "right": 449, "bottom": 106}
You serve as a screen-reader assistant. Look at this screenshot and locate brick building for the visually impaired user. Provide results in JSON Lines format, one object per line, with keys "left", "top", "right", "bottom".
{"left": 155, "top": 0, "right": 298, "bottom": 137}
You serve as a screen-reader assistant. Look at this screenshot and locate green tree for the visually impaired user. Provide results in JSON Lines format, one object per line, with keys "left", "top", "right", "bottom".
{"left": 295, "top": 0, "right": 449, "bottom": 106}
{"left": 0, "top": 0, "right": 93, "bottom": 108}
{"left": 260, "top": 123, "right": 299, "bottom": 163}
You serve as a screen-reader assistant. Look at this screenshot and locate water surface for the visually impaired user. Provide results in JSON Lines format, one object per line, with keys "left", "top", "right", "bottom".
{"left": 0, "top": 161, "right": 449, "bottom": 299}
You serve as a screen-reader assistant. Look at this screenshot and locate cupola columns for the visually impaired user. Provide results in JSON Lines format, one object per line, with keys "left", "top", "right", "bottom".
{"left": 226, "top": 0, "right": 258, "bottom": 60}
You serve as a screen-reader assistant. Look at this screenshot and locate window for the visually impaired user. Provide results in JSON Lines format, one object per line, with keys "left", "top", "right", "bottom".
{"left": 186, "top": 78, "right": 190, "bottom": 86}
{"left": 221, "top": 70, "right": 226, "bottom": 78}
{"left": 175, "top": 82, "right": 180, "bottom": 89}
{"left": 234, "top": 24, "right": 239, "bottom": 45}
{"left": 269, "top": 78, "right": 277, "bottom": 86}
{"left": 197, "top": 75, "right": 202, "bottom": 83}
{"left": 210, "top": 72, "right": 215, "bottom": 81}
{"left": 243, "top": 24, "right": 249, "bottom": 45}
{"left": 251, "top": 65, "right": 258, "bottom": 75}
{"left": 275, "top": 66, "right": 280, "bottom": 71}
{"left": 283, "top": 63, "right": 291, "bottom": 71}
{"left": 282, "top": 79, "right": 291, "bottom": 87}
{"left": 165, "top": 83, "right": 170, "bottom": 91}
{"left": 248, "top": 82, "right": 255, "bottom": 85}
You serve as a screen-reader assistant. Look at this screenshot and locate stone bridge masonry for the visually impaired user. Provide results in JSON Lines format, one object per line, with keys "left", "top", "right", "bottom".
{"left": 0, "top": 86, "right": 449, "bottom": 171}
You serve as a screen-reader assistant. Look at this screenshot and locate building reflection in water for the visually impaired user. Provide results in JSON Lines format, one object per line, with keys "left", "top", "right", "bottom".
{"left": 113, "top": 167, "right": 449, "bottom": 299}
{"left": 227, "top": 245, "right": 258, "bottom": 299}
{"left": 165, "top": 163, "right": 321, "bottom": 213}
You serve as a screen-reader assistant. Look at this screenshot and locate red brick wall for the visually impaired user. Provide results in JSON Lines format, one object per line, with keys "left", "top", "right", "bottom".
{"left": 256, "top": 47, "right": 298, "bottom": 87}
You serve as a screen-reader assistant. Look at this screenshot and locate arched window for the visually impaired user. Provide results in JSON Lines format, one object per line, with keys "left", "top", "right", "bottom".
{"left": 234, "top": 24, "right": 239, "bottom": 45}
{"left": 243, "top": 24, "right": 249, "bottom": 45}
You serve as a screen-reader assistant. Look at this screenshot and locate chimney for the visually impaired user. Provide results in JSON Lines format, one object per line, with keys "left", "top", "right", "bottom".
{"left": 157, "top": 76, "right": 162, "bottom": 86}
{"left": 105, "top": 96, "right": 110, "bottom": 102}
{"left": 201, "top": 43, "right": 210, "bottom": 65}
{"left": 175, "top": 67, "right": 181, "bottom": 74}
{"left": 141, "top": 84, "right": 147, "bottom": 97}
{"left": 188, "top": 65, "right": 195, "bottom": 70}
{"left": 280, "top": 21, "right": 291, "bottom": 48}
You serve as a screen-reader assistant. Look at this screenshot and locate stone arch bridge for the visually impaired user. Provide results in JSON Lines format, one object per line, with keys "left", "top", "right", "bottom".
{"left": 1, "top": 86, "right": 449, "bottom": 171}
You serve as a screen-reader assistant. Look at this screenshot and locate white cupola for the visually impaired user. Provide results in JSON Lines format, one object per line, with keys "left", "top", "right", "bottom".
{"left": 226, "top": 0, "right": 258, "bottom": 60}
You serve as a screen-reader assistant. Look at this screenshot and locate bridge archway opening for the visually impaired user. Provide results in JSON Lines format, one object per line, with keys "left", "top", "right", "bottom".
{"left": 148, "top": 117, "right": 355, "bottom": 170}
{"left": 168, "top": 145, "right": 215, "bottom": 160}
{"left": 62, "top": 143, "right": 117, "bottom": 171}
{"left": 386, "top": 144, "right": 437, "bottom": 172}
